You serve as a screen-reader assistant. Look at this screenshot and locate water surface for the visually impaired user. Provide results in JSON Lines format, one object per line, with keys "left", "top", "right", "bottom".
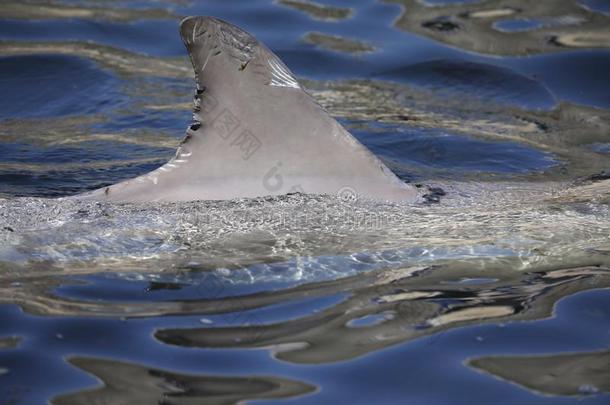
{"left": 0, "top": 0, "right": 609, "bottom": 404}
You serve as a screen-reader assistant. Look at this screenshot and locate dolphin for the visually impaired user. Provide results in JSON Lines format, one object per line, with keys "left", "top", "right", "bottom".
{"left": 77, "top": 16, "right": 418, "bottom": 203}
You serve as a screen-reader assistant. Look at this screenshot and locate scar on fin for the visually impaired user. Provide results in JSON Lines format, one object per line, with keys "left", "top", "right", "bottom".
{"left": 181, "top": 132, "right": 193, "bottom": 145}
{"left": 104, "top": 187, "right": 110, "bottom": 196}
{"left": 239, "top": 59, "right": 251, "bottom": 71}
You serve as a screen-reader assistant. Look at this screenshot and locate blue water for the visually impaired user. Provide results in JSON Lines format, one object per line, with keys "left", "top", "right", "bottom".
{"left": 493, "top": 19, "right": 545, "bottom": 32}
{"left": 1, "top": 0, "right": 610, "bottom": 404}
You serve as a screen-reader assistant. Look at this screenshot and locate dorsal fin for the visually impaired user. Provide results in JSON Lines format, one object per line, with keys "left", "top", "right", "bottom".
{"left": 75, "top": 16, "right": 418, "bottom": 202}
{"left": 180, "top": 16, "right": 300, "bottom": 91}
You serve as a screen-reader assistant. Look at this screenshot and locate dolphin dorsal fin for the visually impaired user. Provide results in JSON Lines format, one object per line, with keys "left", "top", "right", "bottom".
{"left": 77, "top": 16, "right": 418, "bottom": 202}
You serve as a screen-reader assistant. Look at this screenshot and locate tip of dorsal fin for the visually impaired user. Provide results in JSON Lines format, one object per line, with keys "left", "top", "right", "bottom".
{"left": 180, "top": 16, "right": 255, "bottom": 58}
{"left": 179, "top": 16, "right": 300, "bottom": 92}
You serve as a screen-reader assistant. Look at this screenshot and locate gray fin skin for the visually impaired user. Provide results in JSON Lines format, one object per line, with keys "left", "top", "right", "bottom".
{"left": 76, "top": 16, "right": 418, "bottom": 202}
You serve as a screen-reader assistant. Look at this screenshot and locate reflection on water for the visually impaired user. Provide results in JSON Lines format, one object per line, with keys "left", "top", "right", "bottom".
{"left": 2, "top": 260, "right": 610, "bottom": 403}
{"left": 0, "top": 1, "right": 177, "bottom": 22}
{"left": 278, "top": 0, "right": 352, "bottom": 21}
{"left": 375, "top": 59, "right": 557, "bottom": 110}
{"left": 152, "top": 265, "right": 610, "bottom": 364}
{"left": 390, "top": 0, "right": 610, "bottom": 55}
{"left": 0, "top": 0, "right": 609, "bottom": 403}
{"left": 53, "top": 357, "right": 316, "bottom": 404}
{"left": 470, "top": 350, "right": 610, "bottom": 397}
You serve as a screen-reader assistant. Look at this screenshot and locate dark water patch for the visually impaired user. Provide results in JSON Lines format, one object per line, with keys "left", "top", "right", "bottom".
{"left": 0, "top": 158, "right": 167, "bottom": 197}
{"left": 53, "top": 272, "right": 349, "bottom": 324}
{"left": 0, "top": 141, "right": 168, "bottom": 165}
{"left": 0, "top": 307, "right": 96, "bottom": 405}
{"left": 580, "top": 0, "right": 610, "bottom": 15}
{"left": 90, "top": 76, "right": 192, "bottom": 135}
{"left": 0, "top": 136, "right": 172, "bottom": 197}
{"left": 422, "top": 17, "right": 462, "bottom": 32}
{"left": 54, "top": 272, "right": 298, "bottom": 302}
{"left": 0, "top": 54, "right": 120, "bottom": 119}
{"left": 375, "top": 59, "right": 557, "bottom": 111}
{"left": 510, "top": 50, "right": 610, "bottom": 109}
{"left": 354, "top": 126, "right": 558, "bottom": 176}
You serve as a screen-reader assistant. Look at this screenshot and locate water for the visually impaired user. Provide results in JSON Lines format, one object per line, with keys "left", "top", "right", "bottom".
{"left": 0, "top": 0, "right": 609, "bottom": 403}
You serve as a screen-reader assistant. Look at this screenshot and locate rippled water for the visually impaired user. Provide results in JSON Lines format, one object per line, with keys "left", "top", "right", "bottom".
{"left": 1, "top": 0, "right": 609, "bottom": 404}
